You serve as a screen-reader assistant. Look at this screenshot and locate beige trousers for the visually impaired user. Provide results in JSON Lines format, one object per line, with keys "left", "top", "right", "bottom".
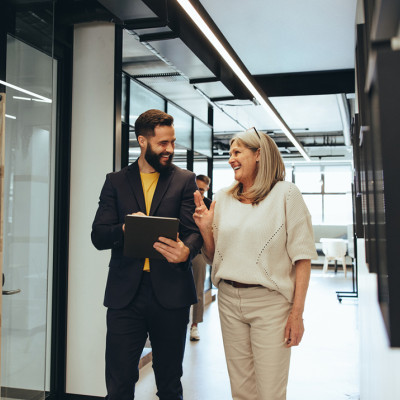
{"left": 192, "top": 253, "right": 206, "bottom": 324}
{"left": 218, "top": 281, "right": 292, "bottom": 400}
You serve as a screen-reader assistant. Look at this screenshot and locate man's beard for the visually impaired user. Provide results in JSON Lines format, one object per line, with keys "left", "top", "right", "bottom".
{"left": 144, "top": 143, "right": 174, "bottom": 172}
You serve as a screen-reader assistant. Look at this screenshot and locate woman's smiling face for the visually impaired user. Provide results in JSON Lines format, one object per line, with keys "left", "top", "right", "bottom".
{"left": 228, "top": 140, "right": 259, "bottom": 189}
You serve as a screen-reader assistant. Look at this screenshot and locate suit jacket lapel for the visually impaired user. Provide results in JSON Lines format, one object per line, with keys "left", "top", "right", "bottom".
{"left": 149, "top": 166, "right": 175, "bottom": 216}
{"left": 126, "top": 160, "right": 147, "bottom": 214}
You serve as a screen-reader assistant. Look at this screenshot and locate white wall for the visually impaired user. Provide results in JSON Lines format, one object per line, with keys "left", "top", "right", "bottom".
{"left": 66, "top": 22, "right": 115, "bottom": 396}
{"left": 358, "top": 240, "right": 400, "bottom": 399}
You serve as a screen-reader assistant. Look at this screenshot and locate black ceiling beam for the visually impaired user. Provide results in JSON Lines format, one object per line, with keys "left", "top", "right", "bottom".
{"left": 141, "top": 0, "right": 253, "bottom": 100}
{"left": 189, "top": 77, "right": 220, "bottom": 84}
{"left": 210, "top": 96, "right": 236, "bottom": 102}
{"left": 139, "top": 31, "right": 178, "bottom": 42}
{"left": 57, "top": 0, "right": 119, "bottom": 25}
{"left": 254, "top": 69, "right": 355, "bottom": 97}
{"left": 123, "top": 17, "right": 168, "bottom": 30}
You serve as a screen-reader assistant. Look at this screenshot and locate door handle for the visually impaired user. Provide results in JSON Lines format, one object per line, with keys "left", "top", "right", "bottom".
{"left": 2, "top": 289, "right": 21, "bottom": 295}
{"left": 2, "top": 273, "right": 21, "bottom": 295}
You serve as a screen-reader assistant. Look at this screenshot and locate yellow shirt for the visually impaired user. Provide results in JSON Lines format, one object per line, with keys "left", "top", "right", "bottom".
{"left": 140, "top": 171, "right": 160, "bottom": 271}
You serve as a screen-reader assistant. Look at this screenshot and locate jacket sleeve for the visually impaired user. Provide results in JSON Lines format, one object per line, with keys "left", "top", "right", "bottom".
{"left": 91, "top": 174, "right": 125, "bottom": 251}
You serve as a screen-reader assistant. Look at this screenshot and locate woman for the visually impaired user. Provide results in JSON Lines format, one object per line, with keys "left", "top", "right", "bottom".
{"left": 193, "top": 128, "right": 317, "bottom": 400}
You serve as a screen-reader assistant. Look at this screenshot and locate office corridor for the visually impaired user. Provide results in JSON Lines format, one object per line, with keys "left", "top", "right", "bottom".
{"left": 134, "top": 269, "right": 360, "bottom": 400}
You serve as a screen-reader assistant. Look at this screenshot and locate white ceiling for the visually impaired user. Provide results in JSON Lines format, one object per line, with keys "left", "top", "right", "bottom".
{"left": 119, "top": 0, "right": 358, "bottom": 161}
{"left": 201, "top": 0, "right": 357, "bottom": 74}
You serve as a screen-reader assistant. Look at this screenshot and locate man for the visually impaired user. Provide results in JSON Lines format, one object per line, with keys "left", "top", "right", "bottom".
{"left": 190, "top": 175, "right": 212, "bottom": 341}
{"left": 91, "top": 109, "right": 203, "bottom": 400}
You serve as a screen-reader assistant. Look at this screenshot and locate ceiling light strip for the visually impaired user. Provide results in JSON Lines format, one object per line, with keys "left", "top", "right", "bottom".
{"left": 0, "top": 80, "right": 52, "bottom": 103}
{"left": 176, "top": 0, "right": 310, "bottom": 161}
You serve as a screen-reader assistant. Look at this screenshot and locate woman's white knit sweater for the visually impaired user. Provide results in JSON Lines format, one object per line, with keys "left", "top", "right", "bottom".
{"left": 210, "top": 181, "right": 317, "bottom": 303}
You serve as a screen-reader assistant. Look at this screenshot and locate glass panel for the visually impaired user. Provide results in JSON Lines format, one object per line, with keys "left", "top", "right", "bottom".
{"left": 303, "top": 194, "right": 323, "bottom": 224}
{"left": 121, "top": 74, "right": 127, "bottom": 123}
{"left": 129, "top": 80, "right": 164, "bottom": 126}
{"left": 167, "top": 102, "right": 192, "bottom": 150}
{"left": 285, "top": 165, "right": 293, "bottom": 182}
{"left": 294, "top": 166, "right": 322, "bottom": 192}
{"left": 213, "top": 162, "right": 234, "bottom": 193}
{"left": 1, "top": 32, "right": 56, "bottom": 399}
{"left": 172, "top": 147, "right": 188, "bottom": 170}
{"left": 128, "top": 128, "right": 140, "bottom": 164}
{"left": 324, "top": 165, "right": 352, "bottom": 193}
{"left": 194, "top": 118, "right": 212, "bottom": 158}
{"left": 193, "top": 158, "right": 211, "bottom": 198}
{"left": 193, "top": 159, "right": 208, "bottom": 177}
{"left": 324, "top": 194, "right": 353, "bottom": 225}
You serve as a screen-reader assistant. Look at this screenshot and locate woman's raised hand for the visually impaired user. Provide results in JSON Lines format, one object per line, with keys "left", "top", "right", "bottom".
{"left": 193, "top": 190, "right": 215, "bottom": 232}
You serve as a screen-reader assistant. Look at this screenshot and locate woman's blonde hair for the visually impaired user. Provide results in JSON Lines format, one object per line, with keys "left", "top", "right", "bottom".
{"left": 228, "top": 128, "right": 285, "bottom": 204}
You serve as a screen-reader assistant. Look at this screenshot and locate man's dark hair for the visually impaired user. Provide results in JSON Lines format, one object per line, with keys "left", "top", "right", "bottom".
{"left": 196, "top": 174, "right": 211, "bottom": 186}
{"left": 134, "top": 109, "right": 174, "bottom": 139}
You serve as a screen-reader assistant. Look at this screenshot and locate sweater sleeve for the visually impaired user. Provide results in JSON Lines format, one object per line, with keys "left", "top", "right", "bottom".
{"left": 285, "top": 184, "right": 318, "bottom": 263}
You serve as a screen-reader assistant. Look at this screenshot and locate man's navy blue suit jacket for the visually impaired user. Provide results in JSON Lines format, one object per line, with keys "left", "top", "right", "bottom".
{"left": 91, "top": 160, "right": 203, "bottom": 310}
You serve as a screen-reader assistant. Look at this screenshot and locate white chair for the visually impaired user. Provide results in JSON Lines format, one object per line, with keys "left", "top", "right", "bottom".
{"left": 320, "top": 238, "right": 348, "bottom": 277}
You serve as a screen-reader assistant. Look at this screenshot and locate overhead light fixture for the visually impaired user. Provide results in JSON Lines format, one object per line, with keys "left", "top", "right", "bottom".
{"left": 5, "top": 114, "right": 16, "bottom": 120}
{"left": 0, "top": 80, "right": 52, "bottom": 103}
{"left": 13, "top": 96, "right": 32, "bottom": 101}
{"left": 176, "top": 0, "right": 311, "bottom": 161}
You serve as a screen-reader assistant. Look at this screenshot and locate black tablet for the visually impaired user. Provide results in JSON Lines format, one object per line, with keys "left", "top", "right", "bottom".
{"left": 123, "top": 215, "right": 180, "bottom": 260}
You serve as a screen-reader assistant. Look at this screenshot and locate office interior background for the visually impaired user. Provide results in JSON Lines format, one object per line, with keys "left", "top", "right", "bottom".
{"left": 0, "top": 0, "right": 399, "bottom": 399}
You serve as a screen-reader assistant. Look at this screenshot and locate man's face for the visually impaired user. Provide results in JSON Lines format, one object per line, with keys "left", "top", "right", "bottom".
{"left": 143, "top": 125, "right": 176, "bottom": 172}
{"left": 196, "top": 179, "right": 209, "bottom": 199}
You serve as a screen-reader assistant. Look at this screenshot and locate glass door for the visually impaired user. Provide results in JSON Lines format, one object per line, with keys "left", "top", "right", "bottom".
{"left": 1, "top": 32, "right": 56, "bottom": 399}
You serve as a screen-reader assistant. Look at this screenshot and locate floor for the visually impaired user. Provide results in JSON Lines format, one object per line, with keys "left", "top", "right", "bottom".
{"left": 134, "top": 267, "right": 360, "bottom": 400}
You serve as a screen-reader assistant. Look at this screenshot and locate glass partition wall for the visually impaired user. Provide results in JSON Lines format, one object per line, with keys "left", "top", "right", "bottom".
{"left": 1, "top": 2, "right": 56, "bottom": 399}
{"left": 122, "top": 75, "right": 213, "bottom": 172}
{"left": 122, "top": 74, "right": 214, "bottom": 297}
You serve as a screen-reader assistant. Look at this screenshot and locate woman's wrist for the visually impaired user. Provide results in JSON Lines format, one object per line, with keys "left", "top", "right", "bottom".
{"left": 290, "top": 307, "right": 304, "bottom": 318}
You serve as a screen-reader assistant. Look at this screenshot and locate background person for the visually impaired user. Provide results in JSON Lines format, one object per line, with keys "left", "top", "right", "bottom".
{"left": 91, "top": 109, "right": 202, "bottom": 400}
{"left": 193, "top": 128, "right": 317, "bottom": 400}
{"left": 190, "top": 174, "right": 212, "bottom": 341}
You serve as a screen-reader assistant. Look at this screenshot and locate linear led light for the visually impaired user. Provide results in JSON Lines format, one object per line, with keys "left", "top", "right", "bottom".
{"left": 0, "top": 80, "right": 52, "bottom": 103}
{"left": 13, "top": 96, "right": 32, "bottom": 101}
{"left": 5, "top": 114, "right": 16, "bottom": 120}
{"left": 176, "top": 0, "right": 310, "bottom": 161}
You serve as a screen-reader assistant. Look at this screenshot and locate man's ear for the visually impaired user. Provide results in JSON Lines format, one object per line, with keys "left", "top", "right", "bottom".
{"left": 138, "top": 135, "right": 146, "bottom": 149}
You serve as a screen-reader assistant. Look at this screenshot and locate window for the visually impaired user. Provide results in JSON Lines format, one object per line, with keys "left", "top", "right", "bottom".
{"left": 292, "top": 164, "right": 353, "bottom": 225}
{"left": 294, "top": 166, "right": 322, "bottom": 192}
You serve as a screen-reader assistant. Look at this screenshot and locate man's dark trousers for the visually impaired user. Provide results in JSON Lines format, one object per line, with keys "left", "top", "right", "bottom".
{"left": 105, "top": 272, "right": 189, "bottom": 400}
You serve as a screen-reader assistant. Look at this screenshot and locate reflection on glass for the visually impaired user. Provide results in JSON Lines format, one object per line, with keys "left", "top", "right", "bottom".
{"left": 167, "top": 102, "right": 192, "bottom": 150}
{"left": 121, "top": 74, "right": 127, "bottom": 123}
{"left": 129, "top": 80, "right": 164, "bottom": 126}
{"left": 2, "top": 34, "right": 55, "bottom": 398}
{"left": 194, "top": 118, "right": 212, "bottom": 158}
